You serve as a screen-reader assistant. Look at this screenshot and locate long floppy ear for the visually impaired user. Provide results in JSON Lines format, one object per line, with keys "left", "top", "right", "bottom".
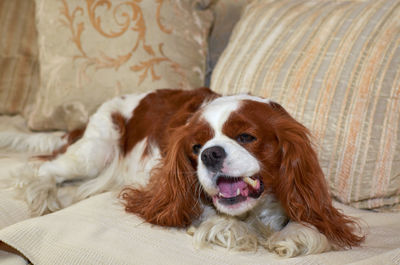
{"left": 120, "top": 130, "right": 202, "bottom": 227}
{"left": 272, "top": 107, "right": 364, "bottom": 248}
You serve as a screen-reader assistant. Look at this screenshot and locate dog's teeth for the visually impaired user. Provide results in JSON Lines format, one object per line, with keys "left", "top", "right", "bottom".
{"left": 243, "top": 176, "right": 258, "bottom": 188}
{"left": 236, "top": 188, "right": 240, "bottom": 196}
{"left": 219, "top": 192, "right": 224, "bottom": 198}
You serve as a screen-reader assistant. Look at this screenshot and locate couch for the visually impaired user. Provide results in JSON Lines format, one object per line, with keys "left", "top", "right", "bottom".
{"left": 0, "top": 0, "right": 399, "bottom": 264}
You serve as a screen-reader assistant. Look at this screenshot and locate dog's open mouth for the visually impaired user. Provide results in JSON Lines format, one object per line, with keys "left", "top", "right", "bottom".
{"left": 213, "top": 175, "right": 264, "bottom": 206}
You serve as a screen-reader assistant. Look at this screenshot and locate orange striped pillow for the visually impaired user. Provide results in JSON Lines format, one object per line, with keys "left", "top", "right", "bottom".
{"left": 0, "top": 0, "right": 39, "bottom": 115}
{"left": 211, "top": 0, "right": 400, "bottom": 210}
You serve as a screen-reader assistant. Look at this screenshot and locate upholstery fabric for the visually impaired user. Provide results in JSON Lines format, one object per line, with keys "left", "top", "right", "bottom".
{"left": 30, "top": 0, "right": 213, "bottom": 130}
{"left": 211, "top": 0, "right": 400, "bottom": 210}
{"left": 1, "top": 191, "right": 400, "bottom": 265}
{"left": 205, "top": 0, "right": 250, "bottom": 85}
{"left": 0, "top": 0, "right": 39, "bottom": 115}
{"left": 0, "top": 250, "right": 27, "bottom": 265}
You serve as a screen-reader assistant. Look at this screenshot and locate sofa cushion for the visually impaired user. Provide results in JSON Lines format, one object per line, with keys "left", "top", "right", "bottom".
{"left": 211, "top": 0, "right": 400, "bottom": 210}
{"left": 0, "top": 0, "right": 39, "bottom": 116}
{"left": 205, "top": 0, "right": 250, "bottom": 85}
{"left": 29, "top": 0, "right": 213, "bottom": 130}
{"left": 1, "top": 191, "right": 400, "bottom": 265}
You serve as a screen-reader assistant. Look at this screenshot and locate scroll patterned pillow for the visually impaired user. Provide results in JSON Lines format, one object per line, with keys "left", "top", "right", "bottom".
{"left": 211, "top": 0, "right": 400, "bottom": 210}
{"left": 30, "top": 0, "right": 213, "bottom": 130}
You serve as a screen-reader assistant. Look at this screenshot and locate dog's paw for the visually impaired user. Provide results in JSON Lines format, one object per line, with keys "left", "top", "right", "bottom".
{"left": 190, "top": 215, "right": 258, "bottom": 251}
{"left": 10, "top": 163, "right": 61, "bottom": 216}
{"left": 266, "top": 236, "right": 302, "bottom": 257}
{"left": 264, "top": 222, "right": 331, "bottom": 258}
{"left": 24, "top": 175, "right": 60, "bottom": 215}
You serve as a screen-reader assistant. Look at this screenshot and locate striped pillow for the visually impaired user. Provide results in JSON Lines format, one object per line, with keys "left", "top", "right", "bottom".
{"left": 0, "top": 0, "right": 39, "bottom": 115}
{"left": 211, "top": 0, "right": 400, "bottom": 210}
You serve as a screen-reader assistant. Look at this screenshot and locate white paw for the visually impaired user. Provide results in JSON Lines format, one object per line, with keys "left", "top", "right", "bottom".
{"left": 25, "top": 175, "right": 60, "bottom": 215}
{"left": 265, "top": 222, "right": 331, "bottom": 258}
{"left": 191, "top": 216, "right": 258, "bottom": 251}
{"left": 11, "top": 163, "right": 61, "bottom": 216}
{"left": 267, "top": 237, "right": 302, "bottom": 257}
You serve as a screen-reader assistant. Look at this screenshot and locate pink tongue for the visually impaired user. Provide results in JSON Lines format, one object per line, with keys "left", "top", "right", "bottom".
{"left": 218, "top": 178, "right": 248, "bottom": 198}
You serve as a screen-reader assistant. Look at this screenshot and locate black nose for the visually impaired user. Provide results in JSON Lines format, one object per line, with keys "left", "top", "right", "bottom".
{"left": 201, "top": 146, "right": 226, "bottom": 171}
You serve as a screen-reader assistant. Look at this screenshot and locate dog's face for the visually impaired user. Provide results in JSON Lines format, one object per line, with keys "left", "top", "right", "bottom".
{"left": 186, "top": 96, "right": 283, "bottom": 216}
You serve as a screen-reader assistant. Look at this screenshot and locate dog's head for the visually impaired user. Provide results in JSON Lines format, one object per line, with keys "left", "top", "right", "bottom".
{"left": 122, "top": 94, "right": 363, "bottom": 249}
{"left": 195, "top": 96, "right": 282, "bottom": 216}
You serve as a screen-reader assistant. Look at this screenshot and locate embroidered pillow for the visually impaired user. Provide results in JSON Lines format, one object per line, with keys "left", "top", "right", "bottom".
{"left": 30, "top": 0, "right": 213, "bottom": 130}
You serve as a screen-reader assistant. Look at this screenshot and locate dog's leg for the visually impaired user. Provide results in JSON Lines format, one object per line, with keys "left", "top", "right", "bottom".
{"left": 266, "top": 222, "right": 332, "bottom": 257}
{"left": 18, "top": 94, "right": 148, "bottom": 215}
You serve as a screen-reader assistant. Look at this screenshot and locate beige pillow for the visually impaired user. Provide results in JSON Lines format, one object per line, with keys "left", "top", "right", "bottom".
{"left": 211, "top": 0, "right": 400, "bottom": 210}
{"left": 0, "top": 0, "right": 39, "bottom": 115}
{"left": 30, "top": 0, "right": 213, "bottom": 130}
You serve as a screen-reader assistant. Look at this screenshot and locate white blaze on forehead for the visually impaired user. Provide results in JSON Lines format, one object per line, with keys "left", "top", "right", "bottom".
{"left": 201, "top": 94, "right": 271, "bottom": 134}
{"left": 201, "top": 99, "right": 239, "bottom": 134}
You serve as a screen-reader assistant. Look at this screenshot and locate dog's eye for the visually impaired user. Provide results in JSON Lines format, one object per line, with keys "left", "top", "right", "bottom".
{"left": 236, "top": 133, "right": 256, "bottom": 144}
{"left": 192, "top": 144, "right": 202, "bottom": 155}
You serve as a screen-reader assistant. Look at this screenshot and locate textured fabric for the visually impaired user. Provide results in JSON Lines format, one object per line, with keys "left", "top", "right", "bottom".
{"left": 0, "top": 192, "right": 400, "bottom": 265}
{"left": 29, "top": 0, "right": 213, "bottom": 130}
{"left": 0, "top": 0, "right": 39, "bottom": 115}
{"left": 0, "top": 250, "right": 28, "bottom": 265}
{"left": 0, "top": 116, "right": 47, "bottom": 230}
{"left": 205, "top": 0, "right": 251, "bottom": 86}
{"left": 0, "top": 172, "right": 30, "bottom": 231}
{"left": 211, "top": 0, "right": 400, "bottom": 210}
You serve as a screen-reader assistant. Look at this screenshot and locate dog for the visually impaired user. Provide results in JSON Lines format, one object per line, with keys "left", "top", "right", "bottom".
{"left": 0, "top": 87, "right": 364, "bottom": 257}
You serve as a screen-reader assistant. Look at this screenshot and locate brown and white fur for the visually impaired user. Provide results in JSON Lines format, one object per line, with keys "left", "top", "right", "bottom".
{"left": 0, "top": 88, "right": 364, "bottom": 257}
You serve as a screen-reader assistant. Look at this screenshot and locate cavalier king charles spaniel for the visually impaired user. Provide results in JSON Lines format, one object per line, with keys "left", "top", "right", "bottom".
{"left": 1, "top": 87, "right": 364, "bottom": 257}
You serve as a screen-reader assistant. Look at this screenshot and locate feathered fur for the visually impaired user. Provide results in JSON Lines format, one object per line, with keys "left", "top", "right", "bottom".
{"left": 1, "top": 88, "right": 364, "bottom": 258}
